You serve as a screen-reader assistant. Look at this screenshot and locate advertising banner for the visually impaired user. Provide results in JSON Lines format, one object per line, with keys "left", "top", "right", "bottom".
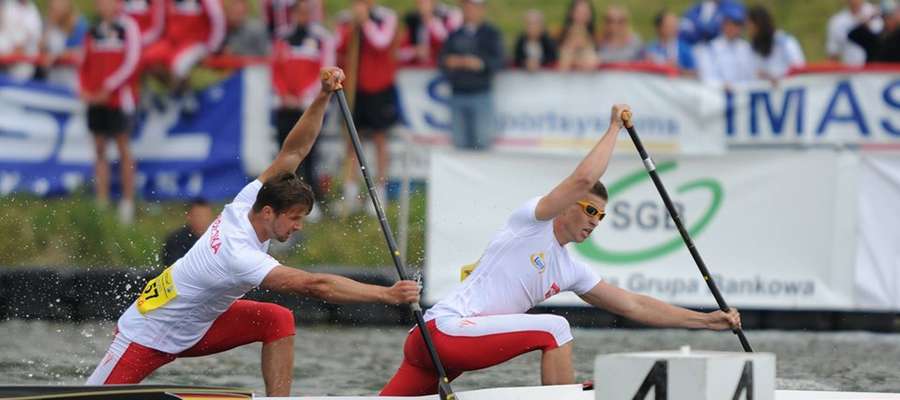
{"left": 426, "top": 150, "right": 858, "bottom": 310}
{"left": 0, "top": 68, "right": 271, "bottom": 200}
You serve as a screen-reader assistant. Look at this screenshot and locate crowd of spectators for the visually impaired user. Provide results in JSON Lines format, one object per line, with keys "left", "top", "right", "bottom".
{"left": 1, "top": 0, "right": 898, "bottom": 223}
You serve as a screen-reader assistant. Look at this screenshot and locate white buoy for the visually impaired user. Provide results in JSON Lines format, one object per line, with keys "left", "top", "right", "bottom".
{"left": 594, "top": 349, "right": 775, "bottom": 400}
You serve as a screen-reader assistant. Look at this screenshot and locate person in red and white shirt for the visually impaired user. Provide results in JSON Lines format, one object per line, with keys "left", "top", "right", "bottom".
{"left": 398, "top": 0, "right": 462, "bottom": 66}
{"left": 85, "top": 68, "right": 421, "bottom": 396}
{"left": 335, "top": 0, "right": 398, "bottom": 216}
{"left": 380, "top": 104, "right": 743, "bottom": 396}
{"left": 142, "top": 0, "right": 225, "bottom": 101}
{"left": 79, "top": 0, "right": 141, "bottom": 223}
{"left": 271, "top": 0, "right": 334, "bottom": 219}
{"left": 121, "top": 0, "right": 165, "bottom": 47}
{"left": 261, "top": 0, "right": 321, "bottom": 39}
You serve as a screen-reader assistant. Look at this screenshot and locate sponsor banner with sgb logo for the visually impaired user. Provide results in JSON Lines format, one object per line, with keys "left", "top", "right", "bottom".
{"left": 426, "top": 150, "right": 857, "bottom": 309}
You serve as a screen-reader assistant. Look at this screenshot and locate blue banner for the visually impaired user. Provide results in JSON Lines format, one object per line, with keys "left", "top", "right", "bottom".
{"left": 0, "top": 71, "right": 251, "bottom": 200}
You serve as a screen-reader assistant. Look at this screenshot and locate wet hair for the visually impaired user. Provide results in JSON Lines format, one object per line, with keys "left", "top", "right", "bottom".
{"left": 589, "top": 181, "right": 608, "bottom": 201}
{"left": 748, "top": 6, "right": 775, "bottom": 57}
{"left": 252, "top": 171, "right": 315, "bottom": 214}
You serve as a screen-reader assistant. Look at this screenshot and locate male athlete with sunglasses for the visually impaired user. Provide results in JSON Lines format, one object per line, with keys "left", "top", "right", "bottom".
{"left": 380, "top": 104, "right": 742, "bottom": 396}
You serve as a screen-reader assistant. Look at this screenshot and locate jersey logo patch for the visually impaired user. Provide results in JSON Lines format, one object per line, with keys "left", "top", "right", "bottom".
{"left": 530, "top": 252, "right": 546, "bottom": 273}
{"left": 544, "top": 282, "right": 561, "bottom": 299}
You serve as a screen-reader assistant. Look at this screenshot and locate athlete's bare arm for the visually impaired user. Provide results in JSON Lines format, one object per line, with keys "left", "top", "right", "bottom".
{"left": 534, "top": 104, "right": 630, "bottom": 221}
{"left": 258, "top": 67, "right": 345, "bottom": 183}
{"left": 578, "top": 281, "right": 741, "bottom": 331}
{"left": 260, "top": 265, "right": 420, "bottom": 305}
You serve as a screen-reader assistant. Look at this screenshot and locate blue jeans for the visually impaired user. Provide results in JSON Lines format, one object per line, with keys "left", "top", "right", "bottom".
{"left": 449, "top": 91, "right": 494, "bottom": 150}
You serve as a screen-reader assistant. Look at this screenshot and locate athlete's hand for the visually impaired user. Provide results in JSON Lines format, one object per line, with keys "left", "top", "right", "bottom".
{"left": 610, "top": 103, "right": 631, "bottom": 130}
{"left": 383, "top": 280, "right": 421, "bottom": 305}
{"left": 706, "top": 308, "right": 742, "bottom": 331}
{"left": 320, "top": 67, "right": 345, "bottom": 92}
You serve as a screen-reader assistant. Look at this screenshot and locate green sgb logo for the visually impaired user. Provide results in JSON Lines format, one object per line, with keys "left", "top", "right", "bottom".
{"left": 574, "top": 161, "right": 723, "bottom": 264}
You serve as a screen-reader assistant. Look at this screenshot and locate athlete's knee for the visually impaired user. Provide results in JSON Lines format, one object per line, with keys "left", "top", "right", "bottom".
{"left": 542, "top": 314, "right": 573, "bottom": 348}
{"left": 261, "top": 303, "right": 295, "bottom": 343}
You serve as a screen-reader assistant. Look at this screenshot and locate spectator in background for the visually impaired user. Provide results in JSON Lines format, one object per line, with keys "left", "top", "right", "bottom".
{"left": 747, "top": 5, "right": 804, "bottom": 81}
{"left": 827, "top": 0, "right": 882, "bottom": 66}
{"left": 679, "top": 0, "right": 744, "bottom": 45}
{"left": 79, "top": 0, "right": 141, "bottom": 223}
{"left": 271, "top": 0, "right": 333, "bottom": 220}
{"left": 398, "top": 0, "right": 462, "bottom": 66}
{"left": 694, "top": 5, "right": 754, "bottom": 87}
{"left": 644, "top": 9, "right": 695, "bottom": 73}
{"left": 556, "top": 0, "right": 598, "bottom": 71}
{"left": 263, "top": 0, "right": 322, "bottom": 38}
{"left": 40, "top": 0, "right": 88, "bottom": 90}
{"left": 513, "top": 9, "right": 557, "bottom": 71}
{"left": 0, "top": 0, "right": 42, "bottom": 81}
{"left": 161, "top": 199, "right": 214, "bottom": 266}
{"left": 597, "top": 4, "right": 642, "bottom": 63}
{"left": 142, "top": 0, "right": 226, "bottom": 112}
{"left": 848, "top": 0, "right": 900, "bottom": 63}
{"left": 336, "top": 0, "right": 398, "bottom": 215}
{"left": 122, "top": 0, "right": 165, "bottom": 47}
{"left": 439, "top": 0, "right": 503, "bottom": 150}
{"left": 222, "top": 0, "right": 270, "bottom": 56}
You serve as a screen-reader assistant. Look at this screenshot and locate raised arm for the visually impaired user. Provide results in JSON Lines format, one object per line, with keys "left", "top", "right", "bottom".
{"left": 579, "top": 281, "right": 741, "bottom": 330}
{"left": 260, "top": 265, "right": 420, "bottom": 305}
{"left": 258, "top": 67, "right": 346, "bottom": 182}
{"left": 534, "top": 104, "right": 629, "bottom": 221}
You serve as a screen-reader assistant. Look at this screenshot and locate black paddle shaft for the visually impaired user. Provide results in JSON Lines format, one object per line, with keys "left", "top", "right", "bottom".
{"left": 334, "top": 89, "right": 457, "bottom": 399}
{"left": 620, "top": 110, "right": 753, "bottom": 353}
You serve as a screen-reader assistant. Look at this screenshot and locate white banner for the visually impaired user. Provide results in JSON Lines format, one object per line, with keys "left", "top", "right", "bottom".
{"left": 396, "top": 70, "right": 900, "bottom": 153}
{"left": 854, "top": 152, "right": 900, "bottom": 310}
{"left": 398, "top": 69, "right": 724, "bottom": 155}
{"left": 426, "top": 150, "right": 859, "bottom": 310}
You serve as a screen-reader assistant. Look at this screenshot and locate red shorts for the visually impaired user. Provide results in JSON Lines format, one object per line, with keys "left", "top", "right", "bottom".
{"left": 142, "top": 39, "right": 209, "bottom": 78}
{"left": 86, "top": 300, "right": 295, "bottom": 385}
{"left": 380, "top": 313, "right": 572, "bottom": 396}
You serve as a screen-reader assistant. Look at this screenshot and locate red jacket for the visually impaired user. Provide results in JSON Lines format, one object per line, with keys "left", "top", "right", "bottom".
{"left": 336, "top": 5, "right": 397, "bottom": 93}
{"left": 122, "top": 0, "right": 165, "bottom": 47}
{"left": 163, "top": 0, "right": 225, "bottom": 51}
{"left": 79, "top": 15, "right": 142, "bottom": 110}
{"left": 272, "top": 23, "right": 335, "bottom": 107}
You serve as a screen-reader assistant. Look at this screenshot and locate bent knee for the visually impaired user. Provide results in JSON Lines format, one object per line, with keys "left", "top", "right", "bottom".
{"left": 540, "top": 314, "right": 573, "bottom": 348}
{"left": 261, "top": 304, "right": 296, "bottom": 343}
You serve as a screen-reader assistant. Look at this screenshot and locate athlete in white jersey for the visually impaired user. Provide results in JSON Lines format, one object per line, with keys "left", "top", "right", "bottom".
{"left": 86, "top": 68, "right": 421, "bottom": 396}
{"left": 381, "top": 104, "right": 742, "bottom": 396}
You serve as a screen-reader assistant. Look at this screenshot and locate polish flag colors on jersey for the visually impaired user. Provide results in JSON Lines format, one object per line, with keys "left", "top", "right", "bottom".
{"left": 272, "top": 23, "right": 335, "bottom": 107}
{"left": 163, "top": 0, "right": 225, "bottom": 50}
{"left": 79, "top": 16, "right": 142, "bottom": 110}
{"left": 398, "top": 4, "right": 463, "bottom": 66}
{"left": 336, "top": 5, "right": 398, "bottom": 93}
{"left": 121, "top": 0, "right": 165, "bottom": 47}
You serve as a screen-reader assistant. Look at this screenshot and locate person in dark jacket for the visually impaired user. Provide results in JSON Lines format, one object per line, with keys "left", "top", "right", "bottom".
{"left": 439, "top": 0, "right": 504, "bottom": 150}
{"left": 513, "top": 9, "right": 557, "bottom": 70}
{"left": 848, "top": 0, "right": 900, "bottom": 63}
{"left": 160, "top": 199, "right": 215, "bottom": 266}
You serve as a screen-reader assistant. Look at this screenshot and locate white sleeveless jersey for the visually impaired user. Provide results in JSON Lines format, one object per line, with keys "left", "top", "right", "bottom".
{"left": 117, "top": 180, "right": 280, "bottom": 354}
{"left": 426, "top": 197, "right": 601, "bottom": 320}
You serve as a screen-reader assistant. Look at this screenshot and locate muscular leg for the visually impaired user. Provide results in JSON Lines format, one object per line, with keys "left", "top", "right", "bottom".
{"left": 179, "top": 301, "right": 296, "bottom": 395}
{"left": 541, "top": 341, "right": 574, "bottom": 385}
{"left": 261, "top": 335, "right": 294, "bottom": 396}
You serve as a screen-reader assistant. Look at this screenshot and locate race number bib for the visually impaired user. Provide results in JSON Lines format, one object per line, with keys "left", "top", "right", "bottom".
{"left": 136, "top": 266, "right": 178, "bottom": 314}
